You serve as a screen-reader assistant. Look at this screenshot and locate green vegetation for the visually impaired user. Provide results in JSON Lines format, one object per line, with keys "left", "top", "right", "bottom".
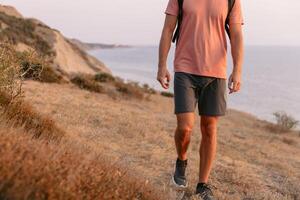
{"left": 0, "top": 43, "right": 64, "bottom": 140}
{"left": 0, "top": 43, "right": 22, "bottom": 101}
{"left": 71, "top": 74, "right": 104, "bottom": 93}
{"left": 161, "top": 91, "right": 174, "bottom": 98}
{"left": 114, "top": 79, "right": 145, "bottom": 99}
{"left": 95, "top": 72, "right": 115, "bottom": 82}
{"left": 273, "top": 111, "right": 299, "bottom": 132}
{"left": 18, "top": 51, "right": 64, "bottom": 83}
{"left": 142, "top": 83, "right": 157, "bottom": 94}
{"left": 0, "top": 43, "right": 165, "bottom": 200}
{"left": 0, "top": 12, "right": 55, "bottom": 56}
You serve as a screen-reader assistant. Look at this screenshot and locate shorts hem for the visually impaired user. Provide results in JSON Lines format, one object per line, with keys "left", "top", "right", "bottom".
{"left": 198, "top": 111, "right": 227, "bottom": 117}
{"left": 174, "top": 110, "right": 195, "bottom": 115}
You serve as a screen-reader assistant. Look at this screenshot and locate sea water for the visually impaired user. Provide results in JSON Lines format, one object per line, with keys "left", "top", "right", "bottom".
{"left": 90, "top": 46, "right": 300, "bottom": 123}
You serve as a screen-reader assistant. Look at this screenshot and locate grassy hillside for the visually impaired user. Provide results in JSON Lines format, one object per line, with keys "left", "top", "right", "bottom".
{"left": 22, "top": 80, "right": 300, "bottom": 200}
{"left": 0, "top": 44, "right": 167, "bottom": 200}
{"left": 0, "top": 6, "right": 111, "bottom": 78}
{"left": 0, "top": 4, "right": 299, "bottom": 200}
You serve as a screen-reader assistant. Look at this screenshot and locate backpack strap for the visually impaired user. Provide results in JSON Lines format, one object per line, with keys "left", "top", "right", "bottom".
{"left": 172, "top": 0, "right": 236, "bottom": 44}
{"left": 172, "top": 0, "right": 184, "bottom": 44}
{"left": 225, "top": 0, "right": 236, "bottom": 40}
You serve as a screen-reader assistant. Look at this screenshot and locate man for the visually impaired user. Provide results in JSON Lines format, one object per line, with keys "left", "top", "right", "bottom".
{"left": 157, "top": 0, "right": 244, "bottom": 199}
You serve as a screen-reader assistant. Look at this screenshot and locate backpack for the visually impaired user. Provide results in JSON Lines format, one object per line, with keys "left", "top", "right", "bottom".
{"left": 172, "top": 0, "right": 236, "bottom": 44}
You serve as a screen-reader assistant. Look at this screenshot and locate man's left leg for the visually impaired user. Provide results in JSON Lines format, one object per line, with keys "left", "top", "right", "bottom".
{"left": 199, "top": 116, "right": 218, "bottom": 183}
{"left": 195, "top": 115, "right": 218, "bottom": 200}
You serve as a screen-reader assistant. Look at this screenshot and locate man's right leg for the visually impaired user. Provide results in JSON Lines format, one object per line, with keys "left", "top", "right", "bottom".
{"left": 173, "top": 72, "right": 197, "bottom": 188}
{"left": 175, "top": 113, "right": 195, "bottom": 160}
{"left": 172, "top": 112, "right": 195, "bottom": 188}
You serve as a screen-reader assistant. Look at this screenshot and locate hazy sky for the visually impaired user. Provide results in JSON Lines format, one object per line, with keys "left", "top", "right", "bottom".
{"left": 2, "top": 0, "right": 300, "bottom": 45}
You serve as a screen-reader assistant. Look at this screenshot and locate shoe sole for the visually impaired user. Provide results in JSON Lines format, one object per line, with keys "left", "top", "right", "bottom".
{"left": 171, "top": 174, "right": 188, "bottom": 189}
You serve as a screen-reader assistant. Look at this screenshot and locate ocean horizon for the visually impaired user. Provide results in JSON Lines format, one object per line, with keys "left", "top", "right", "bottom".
{"left": 89, "top": 45, "right": 300, "bottom": 124}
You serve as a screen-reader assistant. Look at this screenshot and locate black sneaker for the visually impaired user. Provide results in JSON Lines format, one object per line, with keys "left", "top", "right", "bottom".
{"left": 195, "top": 183, "right": 216, "bottom": 200}
{"left": 172, "top": 158, "right": 188, "bottom": 188}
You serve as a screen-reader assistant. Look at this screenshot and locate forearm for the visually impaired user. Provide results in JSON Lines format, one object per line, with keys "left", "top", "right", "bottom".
{"left": 230, "top": 31, "right": 244, "bottom": 74}
{"left": 158, "top": 28, "right": 173, "bottom": 69}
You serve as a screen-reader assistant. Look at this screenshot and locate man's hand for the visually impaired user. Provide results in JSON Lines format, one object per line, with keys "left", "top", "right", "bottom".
{"left": 157, "top": 66, "right": 171, "bottom": 89}
{"left": 228, "top": 71, "right": 241, "bottom": 94}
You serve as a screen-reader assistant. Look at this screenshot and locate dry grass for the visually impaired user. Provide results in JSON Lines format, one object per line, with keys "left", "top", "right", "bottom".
{"left": 22, "top": 81, "right": 300, "bottom": 200}
{"left": 114, "top": 79, "right": 145, "bottom": 100}
{"left": 0, "top": 43, "right": 64, "bottom": 140}
{"left": 70, "top": 73, "right": 104, "bottom": 93}
{"left": 39, "top": 65, "right": 66, "bottom": 83}
{"left": 70, "top": 73, "right": 156, "bottom": 100}
{"left": 0, "top": 91, "right": 65, "bottom": 140}
{"left": 0, "top": 44, "right": 169, "bottom": 200}
{"left": 0, "top": 121, "right": 168, "bottom": 200}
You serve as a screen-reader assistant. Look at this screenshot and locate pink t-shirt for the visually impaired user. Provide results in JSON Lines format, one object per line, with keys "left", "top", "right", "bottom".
{"left": 165, "top": 0, "right": 244, "bottom": 79}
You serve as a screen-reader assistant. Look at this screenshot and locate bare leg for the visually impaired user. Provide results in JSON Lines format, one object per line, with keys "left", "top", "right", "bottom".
{"left": 175, "top": 113, "right": 195, "bottom": 160}
{"left": 199, "top": 116, "right": 218, "bottom": 183}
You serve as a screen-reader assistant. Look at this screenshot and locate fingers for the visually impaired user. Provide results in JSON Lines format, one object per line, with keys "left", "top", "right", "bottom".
{"left": 157, "top": 69, "right": 171, "bottom": 89}
{"left": 228, "top": 75, "right": 233, "bottom": 90}
{"left": 166, "top": 71, "right": 171, "bottom": 83}
{"left": 157, "top": 77, "right": 169, "bottom": 89}
{"left": 229, "top": 81, "right": 241, "bottom": 94}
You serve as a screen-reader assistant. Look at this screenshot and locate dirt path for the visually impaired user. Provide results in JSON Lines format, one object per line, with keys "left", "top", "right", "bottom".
{"left": 23, "top": 81, "right": 300, "bottom": 200}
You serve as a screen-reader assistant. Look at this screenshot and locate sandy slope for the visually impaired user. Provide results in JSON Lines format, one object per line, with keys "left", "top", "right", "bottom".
{"left": 0, "top": 4, "right": 111, "bottom": 76}
{"left": 54, "top": 32, "right": 95, "bottom": 74}
{"left": 23, "top": 80, "right": 300, "bottom": 200}
{"left": 0, "top": 4, "right": 22, "bottom": 18}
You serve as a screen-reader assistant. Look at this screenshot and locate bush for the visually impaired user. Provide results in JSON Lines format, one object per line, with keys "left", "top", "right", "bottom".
{"left": 14, "top": 49, "right": 63, "bottom": 84}
{"left": 114, "top": 80, "right": 144, "bottom": 99}
{"left": 39, "top": 65, "right": 65, "bottom": 83}
{"left": 142, "top": 83, "right": 157, "bottom": 94}
{"left": 18, "top": 51, "right": 44, "bottom": 80}
{"left": 273, "top": 111, "right": 299, "bottom": 132}
{"left": 161, "top": 91, "right": 174, "bottom": 98}
{"left": 0, "top": 43, "right": 23, "bottom": 101}
{"left": 0, "top": 43, "right": 64, "bottom": 140}
{"left": 95, "top": 72, "right": 115, "bottom": 82}
{"left": 71, "top": 74, "right": 104, "bottom": 93}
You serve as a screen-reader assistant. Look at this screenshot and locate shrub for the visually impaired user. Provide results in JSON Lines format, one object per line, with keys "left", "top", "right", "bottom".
{"left": 17, "top": 50, "right": 44, "bottom": 80}
{"left": 71, "top": 74, "right": 104, "bottom": 93}
{"left": 114, "top": 80, "right": 144, "bottom": 99}
{"left": 39, "top": 65, "right": 65, "bottom": 83}
{"left": 95, "top": 72, "right": 115, "bottom": 82}
{"left": 161, "top": 91, "right": 174, "bottom": 98}
{"left": 0, "top": 43, "right": 23, "bottom": 101}
{"left": 142, "top": 83, "right": 157, "bottom": 94}
{"left": 0, "top": 43, "right": 64, "bottom": 140}
{"left": 273, "top": 111, "right": 299, "bottom": 132}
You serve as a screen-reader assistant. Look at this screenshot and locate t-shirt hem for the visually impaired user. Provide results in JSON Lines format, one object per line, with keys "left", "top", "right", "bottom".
{"left": 173, "top": 68, "right": 227, "bottom": 79}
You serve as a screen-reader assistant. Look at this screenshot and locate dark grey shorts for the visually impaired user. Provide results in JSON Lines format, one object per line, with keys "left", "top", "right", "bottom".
{"left": 174, "top": 72, "right": 227, "bottom": 116}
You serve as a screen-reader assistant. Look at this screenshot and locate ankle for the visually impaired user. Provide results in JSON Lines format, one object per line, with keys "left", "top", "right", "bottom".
{"left": 177, "top": 157, "right": 188, "bottom": 165}
{"left": 197, "top": 182, "right": 207, "bottom": 187}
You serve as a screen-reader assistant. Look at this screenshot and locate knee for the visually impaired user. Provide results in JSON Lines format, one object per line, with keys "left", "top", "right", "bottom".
{"left": 201, "top": 117, "right": 218, "bottom": 138}
{"left": 176, "top": 124, "right": 193, "bottom": 139}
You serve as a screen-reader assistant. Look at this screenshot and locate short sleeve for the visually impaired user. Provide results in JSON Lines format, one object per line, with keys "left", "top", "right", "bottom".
{"left": 164, "top": 0, "right": 179, "bottom": 16}
{"left": 229, "top": 0, "right": 244, "bottom": 25}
